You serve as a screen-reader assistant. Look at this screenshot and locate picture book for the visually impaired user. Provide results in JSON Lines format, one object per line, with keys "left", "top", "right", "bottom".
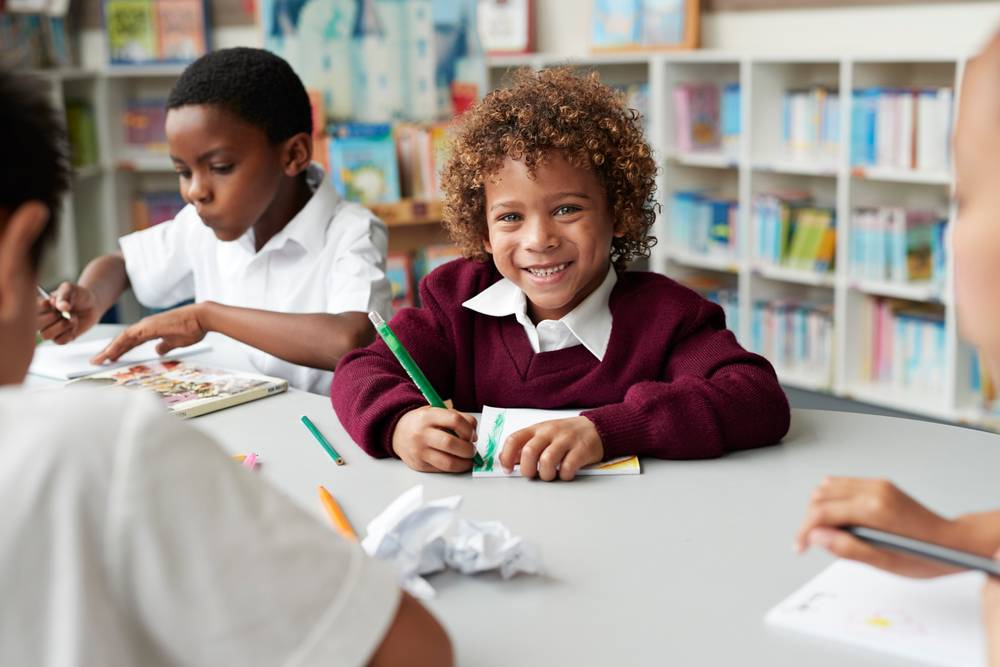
{"left": 386, "top": 252, "right": 415, "bottom": 311}
{"left": 105, "top": 0, "right": 157, "bottom": 64}
{"left": 81, "top": 360, "right": 288, "bottom": 419}
{"left": 29, "top": 337, "right": 211, "bottom": 381}
{"left": 328, "top": 123, "right": 402, "bottom": 204}
{"left": 472, "top": 406, "right": 641, "bottom": 478}
{"left": 766, "top": 560, "right": 984, "bottom": 667}
{"left": 155, "top": 0, "right": 207, "bottom": 62}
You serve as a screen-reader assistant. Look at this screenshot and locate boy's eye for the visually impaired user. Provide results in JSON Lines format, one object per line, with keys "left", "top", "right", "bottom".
{"left": 496, "top": 212, "right": 521, "bottom": 223}
{"left": 210, "top": 164, "right": 234, "bottom": 174}
{"left": 554, "top": 205, "right": 581, "bottom": 216}
{"left": 175, "top": 169, "right": 191, "bottom": 179}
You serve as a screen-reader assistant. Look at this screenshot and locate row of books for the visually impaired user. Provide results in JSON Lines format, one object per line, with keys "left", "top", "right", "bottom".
{"left": 0, "top": 11, "right": 71, "bottom": 68}
{"left": 850, "top": 87, "right": 953, "bottom": 172}
{"left": 751, "top": 300, "right": 834, "bottom": 380}
{"left": 131, "top": 190, "right": 185, "bottom": 231}
{"left": 669, "top": 190, "right": 739, "bottom": 258}
{"left": 672, "top": 82, "right": 740, "bottom": 154}
{"left": 862, "top": 297, "right": 946, "bottom": 395}
{"left": 782, "top": 86, "right": 840, "bottom": 162}
{"left": 849, "top": 207, "right": 947, "bottom": 284}
{"left": 753, "top": 192, "right": 836, "bottom": 272}
{"left": 386, "top": 245, "right": 464, "bottom": 312}
{"left": 65, "top": 99, "right": 99, "bottom": 168}
{"left": 104, "top": 0, "right": 209, "bottom": 65}
{"left": 328, "top": 121, "right": 454, "bottom": 205}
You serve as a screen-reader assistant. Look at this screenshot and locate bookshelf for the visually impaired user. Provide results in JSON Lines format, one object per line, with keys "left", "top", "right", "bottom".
{"left": 484, "top": 51, "right": 989, "bottom": 430}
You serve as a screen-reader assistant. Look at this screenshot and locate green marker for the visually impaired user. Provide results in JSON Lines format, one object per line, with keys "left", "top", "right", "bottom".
{"left": 369, "top": 311, "right": 484, "bottom": 468}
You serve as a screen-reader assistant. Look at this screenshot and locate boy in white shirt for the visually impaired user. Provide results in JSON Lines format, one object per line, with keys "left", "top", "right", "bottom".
{"left": 36, "top": 48, "right": 390, "bottom": 395}
{"left": 3, "top": 68, "right": 450, "bottom": 666}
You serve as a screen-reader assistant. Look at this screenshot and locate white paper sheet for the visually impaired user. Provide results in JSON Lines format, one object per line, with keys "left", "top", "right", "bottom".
{"left": 29, "top": 338, "right": 211, "bottom": 380}
{"left": 361, "top": 485, "right": 542, "bottom": 599}
{"left": 766, "top": 560, "right": 986, "bottom": 667}
{"left": 472, "top": 405, "right": 640, "bottom": 477}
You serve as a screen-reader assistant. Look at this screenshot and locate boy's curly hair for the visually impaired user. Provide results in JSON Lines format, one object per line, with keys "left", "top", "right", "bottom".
{"left": 441, "top": 66, "right": 658, "bottom": 270}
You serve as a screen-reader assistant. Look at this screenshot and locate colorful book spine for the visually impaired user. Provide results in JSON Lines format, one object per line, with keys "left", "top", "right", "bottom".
{"left": 65, "top": 100, "right": 98, "bottom": 167}
{"left": 781, "top": 86, "right": 839, "bottom": 162}
{"left": 864, "top": 298, "right": 946, "bottom": 394}
{"left": 123, "top": 98, "right": 168, "bottom": 152}
{"left": 327, "top": 122, "right": 401, "bottom": 204}
{"left": 851, "top": 86, "right": 953, "bottom": 171}
{"left": 849, "top": 206, "right": 947, "bottom": 284}
{"left": 751, "top": 300, "right": 834, "bottom": 380}
{"left": 752, "top": 193, "right": 834, "bottom": 272}
{"left": 669, "top": 190, "right": 738, "bottom": 258}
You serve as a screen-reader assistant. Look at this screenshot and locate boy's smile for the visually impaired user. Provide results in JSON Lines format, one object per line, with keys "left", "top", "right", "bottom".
{"left": 166, "top": 104, "right": 311, "bottom": 250}
{"left": 484, "top": 152, "right": 621, "bottom": 323}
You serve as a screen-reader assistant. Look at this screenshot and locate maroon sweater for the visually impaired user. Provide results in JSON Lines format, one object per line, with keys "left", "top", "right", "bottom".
{"left": 332, "top": 259, "right": 790, "bottom": 460}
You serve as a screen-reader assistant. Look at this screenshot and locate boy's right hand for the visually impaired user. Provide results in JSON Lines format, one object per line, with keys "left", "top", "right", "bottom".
{"left": 36, "top": 282, "right": 101, "bottom": 344}
{"left": 392, "top": 406, "right": 478, "bottom": 473}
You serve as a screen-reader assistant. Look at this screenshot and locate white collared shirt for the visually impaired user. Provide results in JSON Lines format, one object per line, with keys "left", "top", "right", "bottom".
{"left": 120, "top": 164, "right": 390, "bottom": 395}
{"left": 462, "top": 265, "right": 617, "bottom": 361}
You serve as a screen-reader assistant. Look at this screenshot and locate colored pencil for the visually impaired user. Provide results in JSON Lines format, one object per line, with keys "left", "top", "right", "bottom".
{"left": 318, "top": 485, "right": 357, "bottom": 541}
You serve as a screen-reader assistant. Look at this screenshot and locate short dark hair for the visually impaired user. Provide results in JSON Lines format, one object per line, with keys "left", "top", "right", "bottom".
{"left": 0, "top": 67, "right": 70, "bottom": 271}
{"left": 167, "top": 47, "right": 312, "bottom": 142}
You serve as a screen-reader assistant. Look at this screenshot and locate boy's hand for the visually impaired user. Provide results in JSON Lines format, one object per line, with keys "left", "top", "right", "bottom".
{"left": 794, "top": 477, "right": 957, "bottom": 578}
{"left": 37, "top": 282, "right": 100, "bottom": 344}
{"left": 91, "top": 303, "right": 209, "bottom": 364}
{"left": 392, "top": 406, "right": 478, "bottom": 473}
{"left": 983, "top": 549, "right": 1000, "bottom": 667}
{"left": 499, "top": 416, "right": 604, "bottom": 481}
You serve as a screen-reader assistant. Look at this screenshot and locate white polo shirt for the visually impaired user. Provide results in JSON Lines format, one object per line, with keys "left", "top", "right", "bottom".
{"left": 119, "top": 164, "right": 391, "bottom": 395}
{"left": 462, "top": 265, "right": 617, "bottom": 361}
{"left": 0, "top": 386, "right": 400, "bottom": 667}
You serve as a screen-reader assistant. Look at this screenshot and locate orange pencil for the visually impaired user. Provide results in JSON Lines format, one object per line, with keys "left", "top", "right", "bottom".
{"left": 318, "top": 485, "right": 357, "bottom": 542}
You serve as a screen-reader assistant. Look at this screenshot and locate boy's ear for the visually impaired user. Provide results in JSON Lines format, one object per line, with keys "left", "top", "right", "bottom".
{"left": 281, "top": 132, "right": 313, "bottom": 177}
{"left": 0, "top": 202, "right": 48, "bottom": 312}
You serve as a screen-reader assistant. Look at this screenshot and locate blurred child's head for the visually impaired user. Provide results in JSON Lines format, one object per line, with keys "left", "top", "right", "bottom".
{"left": 165, "top": 47, "right": 313, "bottom": 241}
{"left": 441, "top": 67, "right": 657, "bottom": 322}
{"left": 953, "top": 31, "right": 1000, "bottom": 376}
{"left": 0, "top": 68, "right": 70, "bottom": 384}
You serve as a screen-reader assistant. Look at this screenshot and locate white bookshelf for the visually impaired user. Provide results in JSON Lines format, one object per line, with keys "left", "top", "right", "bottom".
{"left": 485, "top": 51, "right": 992, "bottom": 430}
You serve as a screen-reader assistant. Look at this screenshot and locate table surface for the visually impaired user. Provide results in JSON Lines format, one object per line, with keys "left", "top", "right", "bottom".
{"left": 30, "top": 326, "right": 1000, "bottom": 666}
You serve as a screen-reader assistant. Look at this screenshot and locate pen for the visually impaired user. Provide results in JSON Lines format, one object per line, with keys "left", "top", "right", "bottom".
{"left": 368, "top": 311, "right": 484, "bottom": 468}
{"left": 318, "top": 485, "right": 357, "bottom": 541}
{"left": 301, "top": 415, "right": 345, "bottom": 466}
{"left": 37, "top": 285, "right": 71, "bottom": 320}
{"left": 846, "top": 526, "right": 1000, "bottom": 577}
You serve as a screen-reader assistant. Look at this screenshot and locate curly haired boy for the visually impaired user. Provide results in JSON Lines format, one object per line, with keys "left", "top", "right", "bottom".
{"left": 332, "top": 67, "right": 790, "bottom": 479}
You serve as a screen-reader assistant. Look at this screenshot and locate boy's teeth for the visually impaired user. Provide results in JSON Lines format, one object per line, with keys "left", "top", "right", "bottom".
{"left": 528, "top": 263, "right": 567, "bottom": 277}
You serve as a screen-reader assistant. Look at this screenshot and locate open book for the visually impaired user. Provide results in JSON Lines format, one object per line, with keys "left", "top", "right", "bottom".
{"left": 472, "top": 406, "right": 641, "bottom": 478}
{"left": 78, "top": 360, "right": 288, "bottom": 419}
{"left": 29, "top": 337, "right": 211, "bottom": 381}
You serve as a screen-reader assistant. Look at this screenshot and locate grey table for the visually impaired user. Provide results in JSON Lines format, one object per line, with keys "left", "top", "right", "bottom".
{"left": 30, "top": 326, "right": 1000, "bottom": 665}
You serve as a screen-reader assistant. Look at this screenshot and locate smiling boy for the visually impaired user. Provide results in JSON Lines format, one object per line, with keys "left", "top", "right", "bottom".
{"left": 37, "top": 48, "right": 390, "bottom": 394}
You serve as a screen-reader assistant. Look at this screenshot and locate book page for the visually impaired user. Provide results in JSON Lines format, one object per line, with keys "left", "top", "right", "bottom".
{"left": 472, "top": 405, "right": 640, "bottom": 478}
{"left": 29, "top": 338, "right": 211, "bottom": 381}
{"left": 766, "top": 560, "right": 985, "bottom": 667}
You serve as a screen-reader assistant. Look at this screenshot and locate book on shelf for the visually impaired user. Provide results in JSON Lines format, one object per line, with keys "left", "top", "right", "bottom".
{"left": 131, "top": 190, "right": 185, "bottom": 231}
{"left": 123, "top": 97, "right": 168, "bottom": 153}
{"left": 781, "top": 86, "right": 839, "bottom": 163}
{"left": 386, "top": 252, "right": 415, "bottom": 311}
{"left": 673, "top": 83, "right": 720, "bottom": 153}
{"left": 753, "top": 193, "right": 836, "bottom": 273}
{"left": 80, "top": 360, "right": 288, "bottom": 419}
{"left": 327, "top": 122, "right": 402, "bottom": 205}
{"left": 65, "top": 99, "right": 98, "bottom": 168}
{"left": 669, "top": 190, "right": 738, "bottom": 259}
{"left": 850, "top": 206, "right": 947, "bottom": 285}
{"left": 851, "top": 87, "right": 953, "bottom": 172}
{"left": 862, "top": 297, "right": 945, "bottom": 394}
{"left": 105, "top": 0, "right": 209, "bottom": 65}
{"left": 0, "top": 11, "right": 70, "bottom": 68}
{"left": 970, "top": 350, "right": 997, "bottom": 408}
{"left": 752, "top": 300, "right": 834, "bottom": 382}
{"left": 721, "top": 82, "right": 741, "bottom": 153}
{"left": 395, "top": 122, "right": 453, "bottom": 201}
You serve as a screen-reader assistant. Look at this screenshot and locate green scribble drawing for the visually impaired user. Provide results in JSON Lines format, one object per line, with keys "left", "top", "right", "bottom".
{"left": 476, "top": 410, "right": 506, "bottom": 472}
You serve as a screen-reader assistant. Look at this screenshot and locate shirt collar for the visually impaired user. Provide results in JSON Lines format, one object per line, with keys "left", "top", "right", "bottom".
{"left": 239, "top": 163, "right": 339, "bottom": 257}
{"left": 462, "top": 265, "right": 617, "bottom": 361}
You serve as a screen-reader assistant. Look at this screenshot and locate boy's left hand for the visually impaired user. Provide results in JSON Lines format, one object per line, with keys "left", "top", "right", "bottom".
{"left": 498, "top": 416, "right": 604, "bottom": 481}
{"left": 91, "top": 304, "right": 209, "bottom": 364}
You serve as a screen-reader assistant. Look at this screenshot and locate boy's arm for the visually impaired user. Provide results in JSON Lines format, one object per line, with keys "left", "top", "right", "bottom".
{"left": 331, "top": 282, "right": 460, "bottom": 459}
{"left": 91, "top": 303, "right": 375, "bottom": 370}
{"left": 581, "top": 300, "right": 790, "bottom": 460}
{"left": 37, "top": 252, "right": 129, "bottom": 344}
